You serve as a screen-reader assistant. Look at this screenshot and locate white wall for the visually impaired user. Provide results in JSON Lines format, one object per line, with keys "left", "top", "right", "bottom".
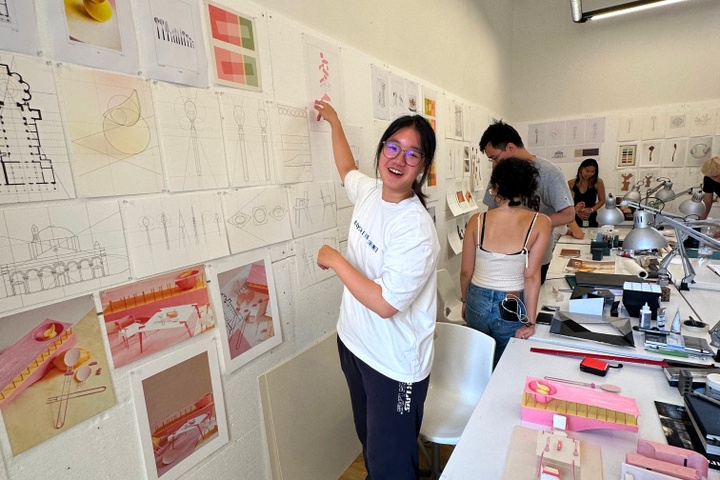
{"left": 250, "top": 0, "right": 515, "bottom": 115}
{"left": 510, "top": 0, "right": 720, "bottom": 122}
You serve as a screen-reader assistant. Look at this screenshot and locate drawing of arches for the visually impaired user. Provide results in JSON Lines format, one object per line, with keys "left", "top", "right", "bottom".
{"left": 25, "top": 268, "right": 42, "bottom": 293}
{"left": 53, "top": 261, "right": 70, "bottom": 287}
{"left": 78, "top": 258, "right": 94, "bottom": 281}
{"left": 8, "top": 271, "right": 27, "bottom": 296}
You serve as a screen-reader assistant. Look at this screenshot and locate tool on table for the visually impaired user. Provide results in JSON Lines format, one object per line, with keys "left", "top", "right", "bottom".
{"left": 543, "top": 376, "right": 621, "bottom": 393}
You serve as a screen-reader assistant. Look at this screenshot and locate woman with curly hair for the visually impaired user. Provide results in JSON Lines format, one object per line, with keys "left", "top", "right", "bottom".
{"left": 460, "top": 158, "right": 551, "bottom": 365}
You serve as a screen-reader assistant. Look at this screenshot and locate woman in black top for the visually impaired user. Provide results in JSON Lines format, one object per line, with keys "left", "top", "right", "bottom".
{"left": 568, "top": 158, "right": 605, "bottom": 227}
{"left": 700, "top": 156, "right": 720, "bottom": 220}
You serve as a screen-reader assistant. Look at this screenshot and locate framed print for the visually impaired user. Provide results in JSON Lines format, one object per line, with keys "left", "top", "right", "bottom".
{"left": 617, "top": 144, "right": 637, "bottom": 167}
{"left": 207, "top": 249, "right": 282, "bottom": 373}
{"left": 131, "top": 337, "right": 228, "bottom": 480}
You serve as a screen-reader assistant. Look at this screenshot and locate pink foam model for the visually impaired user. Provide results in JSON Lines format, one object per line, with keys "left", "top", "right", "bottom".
{"left": 521, "top": 376, "right": 639, "bottom": 432}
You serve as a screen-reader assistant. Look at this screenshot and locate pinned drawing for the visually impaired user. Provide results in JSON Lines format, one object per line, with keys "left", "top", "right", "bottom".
{"left": 545, "top": 121, "right": 565, "bottom": 147}
{"left": 208, "top": 249, "right": 282, "bottom": 373}
{"left": 219, "top": 92, "right": 274, "bottom": 186}
{"left": 100, "top": 265, "right": 215, "bottom": 368}
{"left": 131, "top": 338, "right": 228, "bottom": 480}
{"left": 584, "top": 117, "right": 606, "bottom": 143}
{"left": 221, "top": 186, "right": 292, "bottom": 253}
{"left": 44, "top": 0, "right": 139, "bottom": 74}
{"left": 641, "top": 113, "right": 665, "bottom": 140}
{"left": 564, "top": 119, "right": 584, "bottom": 145}
{"left": 0, "top": 0, "right": 39, "bottom": 56}
{"left": 0, "top": 295, "right": 116, "bottom": 455}
{"left": 293, "top": 230, "right": 339, "bottom": 288}
{"left": 617, "top": 145, "right": 637, "bottom": 167}
{"left": 639, "top": 141, "right": 662, "bottom": 167}
{"left": 619, "top": 171, "right": 635, "bottom": 192}
{"left": 271, "top": 103, "right": 313, "bottom": 184}
{"left": 135, "top": 0, "right": 208, "bottom": 87}
{"left": 0, "top": 202, "right": 129, "bottom": 313}
{"left": 423, "top": 87, "right": 437, "bottom": 132}
{"left": 666, "top": 113, "right": 689, "bottom": 138}
{"left": 59, "top": 64, "right": 164, "bottom": 197}
{"left": 689, "top": 109, "right": 716, "bottom": 138}
{"left": 687, "top": 136, "right": 713, "bottom": 166}
{"left": 207, "top": 2, "right": 261, "bottom": 91}
{"left": 154, "top": 83, "right": 228, "bottom": 192}
{"left": 0, "top": 54, "right": 75, "bottom": 204}
{"left": 527, "top": 123, "right": 546, "bottom": 148}
{"left": 287, "top": 181, "right": 337, "bottom": 238}
{"left": 617, "top": 114, "right": 642, "bottom": 142}
{"left": 371, "top": 64, "right": 390, "bottom": 121}
{"left": 548, "top": 146, "right": 573, "bottom": 163}
{"left": 405, "top": 79, "right": 419, "bottom": 114}
{"left": 121, "top": 192, "right": 229, "bottom": 279}
{"left": 304, "top": 34, "right": 343, "bottom": 132}
{"left": 660, "top": 138, "right": 687, "bottom": 167}
{"left": 445, "top": 141, "right": 456, "bottom": 180}
{"left": 389, "top": 72, "right": 406, "bottom": 118}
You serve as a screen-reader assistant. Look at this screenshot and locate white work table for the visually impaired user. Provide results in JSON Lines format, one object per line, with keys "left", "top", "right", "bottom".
{"left": 439, "top": 338, "right": 720, "bottom": 480}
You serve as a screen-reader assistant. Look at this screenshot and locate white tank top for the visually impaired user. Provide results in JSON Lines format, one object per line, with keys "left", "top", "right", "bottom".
{"left": 471, "top": 212, "right": 538, "bottom": 292}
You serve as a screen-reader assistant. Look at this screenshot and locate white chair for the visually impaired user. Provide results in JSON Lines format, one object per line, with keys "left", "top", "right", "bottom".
{"left": 436, "top": 268, "right": 465, "bottom": 325}
{"left": 419, "top": 323, "right": 495, "bottom": 480}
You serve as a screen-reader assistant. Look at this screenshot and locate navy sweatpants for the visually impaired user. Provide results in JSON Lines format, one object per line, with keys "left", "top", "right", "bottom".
{"left": 338, "top": 337, "right": 430, "bottom": 480}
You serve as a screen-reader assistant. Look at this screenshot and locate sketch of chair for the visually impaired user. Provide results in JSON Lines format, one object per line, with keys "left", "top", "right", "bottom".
{"left": 320, "top": 189, "right": 335, "bottom": 221}
{"left": 294, "top": 191, "right": 311, "bottom": 226}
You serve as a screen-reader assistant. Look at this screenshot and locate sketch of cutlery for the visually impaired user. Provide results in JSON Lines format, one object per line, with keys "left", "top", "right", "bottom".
{"left": 233, "top": 106, "right": 249, "bottom": 182}
{"left": 55, "top": 348, "right": 80, "bottom": 429}
{"left": 258, "top": 109, "right": 271, "bottom": 181}
{"left": 47, "top": 386, "right": 107, "bottom": 404}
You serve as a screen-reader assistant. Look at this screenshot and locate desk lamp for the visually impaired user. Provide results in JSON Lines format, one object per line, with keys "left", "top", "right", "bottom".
{"left": 650, "top": 178, "right": 675, "bottom": 204}
{"left": 596, "top": 193, "right": 625, "bottom": 226}
{"left": 678, "top": 188, "right": 706, "bottom": 217}
{"left": 621, "top": 201, "right": 720, "bottom": 290}
{"left": 623, "top": 182, "right": 642, "bottom": 204}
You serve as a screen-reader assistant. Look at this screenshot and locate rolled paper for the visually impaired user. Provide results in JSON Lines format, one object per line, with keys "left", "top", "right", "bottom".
{"left": 621, "top": 258, "right": 648, "bottom": 279}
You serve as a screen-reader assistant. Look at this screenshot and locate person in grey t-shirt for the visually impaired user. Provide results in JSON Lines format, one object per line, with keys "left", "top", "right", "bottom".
{"left": 480, "top": 121, "right": 574, "bottom": 283}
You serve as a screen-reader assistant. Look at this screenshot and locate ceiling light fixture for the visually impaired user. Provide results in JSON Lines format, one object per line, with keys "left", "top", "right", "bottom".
{"left": 570, "top": 0, "right": 688, "bottom": 23}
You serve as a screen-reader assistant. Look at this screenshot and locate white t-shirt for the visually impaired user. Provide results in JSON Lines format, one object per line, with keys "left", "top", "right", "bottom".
{"left": 337, "top": 170, "right": 440, "bottom": 383}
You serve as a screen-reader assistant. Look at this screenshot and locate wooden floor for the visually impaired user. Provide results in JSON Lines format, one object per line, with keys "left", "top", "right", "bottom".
{"left": 339, "top": 442, "right": 454, "bottom": 480}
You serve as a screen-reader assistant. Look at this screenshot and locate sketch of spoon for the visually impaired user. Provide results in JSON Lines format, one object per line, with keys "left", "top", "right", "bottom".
{"left": 258, "top": 109, "right": 271, "bottom": 181}
{"left": 233, "top": 106, "right": 249, "bottom": 182}
{"left": 55, "top": 348, "right": 81, "bottom": 429}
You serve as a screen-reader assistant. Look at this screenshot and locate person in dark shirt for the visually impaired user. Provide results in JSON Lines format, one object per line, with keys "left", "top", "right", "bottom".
{"left": 700, "top": 156, "right": 720, "bottom": 220}
{"left": 568, "top": 158, "right": 605, "bottom": 227}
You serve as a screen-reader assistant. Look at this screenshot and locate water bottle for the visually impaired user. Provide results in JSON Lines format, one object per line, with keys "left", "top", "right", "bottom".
{"left": 698, "top": 222, "right": 713, "bottom": 259}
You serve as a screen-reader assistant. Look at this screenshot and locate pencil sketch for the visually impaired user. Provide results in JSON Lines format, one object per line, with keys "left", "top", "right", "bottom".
{"left": 154, "top": 82, "right": 229, "bottom": 192}
{"left": 293, "top": 230, "right": 338, "bottom": 289}
{"left": 371, "top": 64, "right": 390, "bottom": 121}
{"left": 59, "top": 65, "right": 164, "bottom": 197}
{"left": 219, "top": 92, "right": 274, "bottom": 186}
{"left": 665, "top": 113, "right": 688, "bottom": 138}
{"left": 121, "top": 192, "right": 229, "bottom": 279}
{"left": 617, "top": 114, "right": 642, "bottom": 142}
{"left": 0, "top": 201, "right": 129, "bottom": 313}
{"left": 287, "top": 181, "right": 337, "bottom": 238}
{"left": 584, "top": 117, "right": 606, "bottom": 143}
{"left": 0, "top": 1, "right": 40, "bottom": 56}
{"left": 564, "top": 120, "right": 584, "bottom": 145}
{"left": 221, "top": 186, "right": 293, "bottom": 253}
{"left": 686, "top": 136, "right": 713, "bottom": 166}
{"left": 0, "top": 54, "right": 75, "bottom": 204}
{"left": 136, "top": 0, "right": 208, "bottom": 87}
{"left": 689, "top": 109, "right": 716, "bottom": 137}
{"left": 271, "top": 103, "right": 313, "bottom": 184}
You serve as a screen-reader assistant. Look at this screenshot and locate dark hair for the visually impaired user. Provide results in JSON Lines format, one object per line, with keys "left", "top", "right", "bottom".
{"left": 479, "top": 120, "right": 524, "bottom": 152}
{"left": 490, "top": 157, "right": 539, "bottom": 208}
{"left": 374, "top": 115, "right": 436, "bottom": 207}
{"left": 574, "top": 158, "right": 599, "bottom": 188}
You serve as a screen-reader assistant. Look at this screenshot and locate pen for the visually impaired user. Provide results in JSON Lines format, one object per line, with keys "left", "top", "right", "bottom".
{"left": 707, "top": 264, "right": 720, "bottom": 279}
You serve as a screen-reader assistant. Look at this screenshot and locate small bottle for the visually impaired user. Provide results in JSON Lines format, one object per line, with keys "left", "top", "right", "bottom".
{"left": 670, "top": 307, "right": 682, "bottom": 334}
{"left": 639, "top": 302, "right": 651, "bottom": 330}
{"left": 656, "top": 306, "right": 667, "bottom": 330}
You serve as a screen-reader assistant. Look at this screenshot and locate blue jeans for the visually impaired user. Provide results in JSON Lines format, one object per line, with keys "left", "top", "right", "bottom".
{"left": 465, "top": 283, "right": 524, "bottom": 366}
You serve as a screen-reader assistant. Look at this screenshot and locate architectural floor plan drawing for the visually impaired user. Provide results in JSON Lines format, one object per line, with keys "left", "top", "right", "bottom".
{"left": 221, "top": 186, "right": 293, "bottom": 254}
{"left": 0, "top": 201, "right": 130, "bottom": 313}
{"left": 121, "top": 192, "right": 229, "bottom": 279}
{"left": 271, "top": 103, "right": 313, "bottom": 184}
{"left": 59, "top": 64, "right": 165, "bottom": 197}
{"left": 219, "top": 92, "right": 274, "bottom": 187}
{"left": 287, "top": 181, "right": 337, "bottom": 238}
{"left": 0, "top": 53, "right": 75, "bottom": 204}
{"left": 293, "top": 229, "right": 338, "bottom": 289}
{"left": 154, "top": 82, "right": 228, "bottom": 192}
